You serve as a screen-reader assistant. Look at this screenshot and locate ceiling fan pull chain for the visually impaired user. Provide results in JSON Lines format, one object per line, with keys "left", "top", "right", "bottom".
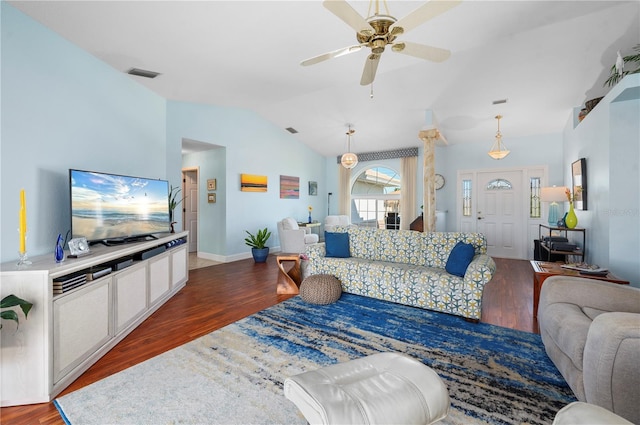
{"left": 370, "top": 82, "right": 374, "bottom": 99}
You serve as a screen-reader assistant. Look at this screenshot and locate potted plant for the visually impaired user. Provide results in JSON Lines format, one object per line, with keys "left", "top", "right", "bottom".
{"left": 1, "top": 294, "right": 33, "bottom": 330}
{"left": 169, "top": 184, "right": 186, "bottom": 233}
{"left": 245, "top": 227, "right": 272, "bottom": 263}
{"left": 604, "top": 44, "right": 640, "bottom": 87}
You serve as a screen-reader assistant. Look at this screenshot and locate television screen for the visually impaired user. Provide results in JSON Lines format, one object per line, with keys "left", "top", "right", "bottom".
{"left": 70, "top": 169, "right": 171, "bottom": 244}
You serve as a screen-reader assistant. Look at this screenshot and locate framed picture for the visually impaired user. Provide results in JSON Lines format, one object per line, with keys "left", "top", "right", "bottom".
{"left": 280, "top": 175, "right": 299, "bottom": 199}
{"left": 208, "top": 193, "right": 216, "bottom": 203}
{"left": 207, "top": 179, "right": 217, "bottom": 191}
{"left": 309, "top": 181, "right": 318, "bottom": 196}
{"left": 571, "top": 158, "right": 587, "bottom": 210}
{"left": 240, "top": 174, "right": 268, "bottom": 192}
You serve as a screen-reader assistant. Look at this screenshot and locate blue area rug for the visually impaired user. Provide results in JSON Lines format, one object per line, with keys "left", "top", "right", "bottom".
{"left": 55, "top": 293, "right": 575, "bottom": 424}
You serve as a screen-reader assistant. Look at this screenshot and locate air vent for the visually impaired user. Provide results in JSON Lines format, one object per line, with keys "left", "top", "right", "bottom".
{"left": 492, "top": 98, "right": 508, "bottom": 105}
{"left": 285, "top": 127, "right": 299, "bottom": 134}
{"left": 127, "top": 68, "right": 161, "bottom": 79}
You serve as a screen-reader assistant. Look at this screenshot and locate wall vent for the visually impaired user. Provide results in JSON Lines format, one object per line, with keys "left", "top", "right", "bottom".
{"left": 285, "top": 127, "right": 298, "bottom": 134}
{"left": 492, "top": 98, "right": 508, "bottom": 105}
{"left": 127, "top": 68, "right": 161, "bottom": 79}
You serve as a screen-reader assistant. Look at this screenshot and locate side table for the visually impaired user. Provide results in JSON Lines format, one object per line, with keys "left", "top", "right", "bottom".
{"left": 276, "top": 254, "right": 302, "bottom": 294}
{"left": 530, "top": 261, "right": 629, "bottom": 318}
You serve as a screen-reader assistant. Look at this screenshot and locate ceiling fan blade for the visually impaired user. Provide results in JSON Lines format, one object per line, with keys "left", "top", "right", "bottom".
{"left": 360, "top": 53, "right": 381, "bottom": 86}
{"left": 323, "top": 0, "right": 373, "bottom": 36}
{"left": 391, "top": 41, "right": 451, "bottom": 62}
{"left": 390, "top": 0, "right": 461, "bottom": 35}
{"left": 301, "top": 44, "right": 365, "bottom": 66}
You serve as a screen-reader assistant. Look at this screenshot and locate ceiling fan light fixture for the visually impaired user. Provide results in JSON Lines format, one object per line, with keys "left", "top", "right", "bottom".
{"left": 488, "top": 115, "right": 510, "bottom": 160}
{"left": 341, "top": 126, "right": 359, "bottom": 169}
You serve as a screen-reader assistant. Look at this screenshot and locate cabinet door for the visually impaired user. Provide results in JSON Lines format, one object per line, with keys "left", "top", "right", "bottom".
{"left": 53, "top": 277, "right": 112, "bottom": 383}
{"left": 171, "top": 245, "right": 188, "bottom": 288}
{"left": 114, "top": 263, "right": 148, "bottom": 333}
{"left": 149, "top": 253, "right": 170, "bottom": 306}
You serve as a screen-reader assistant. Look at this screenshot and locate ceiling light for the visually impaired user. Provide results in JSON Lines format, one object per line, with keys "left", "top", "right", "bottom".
{"left": 488, "top": 115, "right": 510, "bottom": 160}
{"left": 341, "top": 125, "right": 358, "bottom": 169}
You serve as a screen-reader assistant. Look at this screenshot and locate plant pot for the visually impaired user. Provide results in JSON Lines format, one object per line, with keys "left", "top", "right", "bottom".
{"left": 251, "top": 247, "right": 269, "bottom": 263}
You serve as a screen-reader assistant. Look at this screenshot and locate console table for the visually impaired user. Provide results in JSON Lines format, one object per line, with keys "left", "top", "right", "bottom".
{"left": 0, "top": 231, "right": 189, "bottom": 407}
{"left": 530, "top": 260, "right": 629, "bottom": 318}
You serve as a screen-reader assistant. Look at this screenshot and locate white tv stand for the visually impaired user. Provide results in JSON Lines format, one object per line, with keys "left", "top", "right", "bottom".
{"left": 0, "top": 231, "right": 189, "bottom": 407}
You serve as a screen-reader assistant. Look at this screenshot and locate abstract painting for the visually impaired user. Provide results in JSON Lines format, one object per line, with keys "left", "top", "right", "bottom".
{"left": 280, "top": 175, "right": 299, "bottom": 199}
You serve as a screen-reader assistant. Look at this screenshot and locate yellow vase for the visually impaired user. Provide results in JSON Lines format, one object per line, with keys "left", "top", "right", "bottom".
{"left": 565, "top": 203, "right": 578, "bottom": 229}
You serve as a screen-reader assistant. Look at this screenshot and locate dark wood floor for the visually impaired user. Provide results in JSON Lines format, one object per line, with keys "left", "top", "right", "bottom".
{"left": 1, "top": 256, "right": 537, "bottom": 424}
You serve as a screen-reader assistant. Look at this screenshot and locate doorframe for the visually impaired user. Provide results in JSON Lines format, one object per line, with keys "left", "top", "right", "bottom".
{"left": 182, "top": 167, "right": 199, "bottom": 252}
{"left": 456, "top": 165, "right": 549, "bottom": 260}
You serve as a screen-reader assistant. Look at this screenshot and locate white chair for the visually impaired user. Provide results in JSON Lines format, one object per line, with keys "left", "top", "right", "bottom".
{"left": 324, "top": 215, "right": 350, "bottom": 233}
{"left": 277, "top": 217, "right": 319, "bottom": 254}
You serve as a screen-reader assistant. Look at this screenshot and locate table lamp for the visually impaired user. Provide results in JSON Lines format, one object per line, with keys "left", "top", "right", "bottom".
{"left": 541, "top": 186, "right": 568, "bottom": 226}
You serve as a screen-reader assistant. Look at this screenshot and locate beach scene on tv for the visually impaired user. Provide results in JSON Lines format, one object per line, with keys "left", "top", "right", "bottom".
{"left": 71, "top": 171, "right": 170, "bottom": 242}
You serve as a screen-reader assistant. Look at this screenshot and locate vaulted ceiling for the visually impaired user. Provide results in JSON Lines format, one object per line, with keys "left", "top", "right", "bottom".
{"left": 10, "top": 1, "right": 640, "bottom": 157}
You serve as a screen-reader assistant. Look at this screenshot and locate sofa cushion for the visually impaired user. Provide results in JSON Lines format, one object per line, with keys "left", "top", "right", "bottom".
{"left": 445, "top": 242, "right": 475, "bottom": 277}
{"left": 325, "top": 232, "right": 350, "bottom": 258}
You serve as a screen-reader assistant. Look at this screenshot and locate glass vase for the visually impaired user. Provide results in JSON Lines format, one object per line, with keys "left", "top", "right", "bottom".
{"left": 565, "top": 202, "right": 578, "bottom": 229}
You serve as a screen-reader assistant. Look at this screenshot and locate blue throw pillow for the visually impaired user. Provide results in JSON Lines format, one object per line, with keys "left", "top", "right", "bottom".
{"left": 325, "top": 232, "right": 350, "bottom": 258}
{"left": 445, "top": 241, "right": 475, "bottom": 277}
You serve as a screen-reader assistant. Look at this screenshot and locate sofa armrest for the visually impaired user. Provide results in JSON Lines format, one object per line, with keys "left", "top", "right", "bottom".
{"left": 463, "top": 254, "right": 496, "bottom": 291}
{"left": 306, "top": 242, "right": 326, "bottom": 260}
{"left": 583, "top": 312, "right": 640, "bottom": 423}
{"left": 539, "top": 277, "right": 640, "bottom": 316}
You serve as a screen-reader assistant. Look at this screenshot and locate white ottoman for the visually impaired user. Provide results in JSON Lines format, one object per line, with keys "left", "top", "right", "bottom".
{"left": 284, "top": 352, "right": 450, "bottom": 425}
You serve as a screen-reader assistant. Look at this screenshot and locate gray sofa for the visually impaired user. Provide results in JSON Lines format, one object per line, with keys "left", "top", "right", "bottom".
{"left": 538, "top": 276, "right": 640, "bottom": 423}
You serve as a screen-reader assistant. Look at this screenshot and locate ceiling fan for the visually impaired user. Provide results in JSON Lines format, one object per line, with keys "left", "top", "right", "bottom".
{"left": 301, "top": 0, "right": 461, "bottom": 86}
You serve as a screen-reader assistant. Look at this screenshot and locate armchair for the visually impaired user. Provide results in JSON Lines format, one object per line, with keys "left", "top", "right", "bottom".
{"left": 538, "top": 276, "right": 640, "bottom": 423}
{"left": 277, "top": 217, "right": 319, "bottom": 254}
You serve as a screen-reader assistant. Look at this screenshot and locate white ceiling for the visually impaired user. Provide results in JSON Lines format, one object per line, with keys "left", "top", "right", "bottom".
{"left": 10, "top": 0, "right": 640, "bottom": 157}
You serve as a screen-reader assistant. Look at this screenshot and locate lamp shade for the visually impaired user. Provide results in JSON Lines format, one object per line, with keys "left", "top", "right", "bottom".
{"left": 340, "top": 152, "right": 358, "bottom": 169}
{"left": 540, "top": 186, "right": 568, "bottom": 203}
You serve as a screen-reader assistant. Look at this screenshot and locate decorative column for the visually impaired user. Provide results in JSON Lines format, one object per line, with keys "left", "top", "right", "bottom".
{"left": 418, "top": 128, "right": 439, "bottom": 232}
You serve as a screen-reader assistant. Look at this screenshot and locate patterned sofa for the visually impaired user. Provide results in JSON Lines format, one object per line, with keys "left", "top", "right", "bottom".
{"left": 306, "top": 226, "right": 496, "bottom": 320}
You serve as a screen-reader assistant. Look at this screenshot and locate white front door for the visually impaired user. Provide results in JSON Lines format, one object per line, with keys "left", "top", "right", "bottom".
{"left": 183, "top": 169, "right": 198, "bottom": 253}
{"left": 476, "top": 170, "right": 524, "bottom": 259}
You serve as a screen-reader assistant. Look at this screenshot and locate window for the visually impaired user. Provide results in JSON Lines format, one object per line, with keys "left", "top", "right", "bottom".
{"left": 486, "top": 179, "right": 512, "bottom": 190}
{"left": 351, "top": 167, "right": 401, "bottom": 228}
{"left": 462, "top": 179, "right": 472, "bottom": 216}
{"left": 530, "top": 177, "right": 541, "bottom": 218}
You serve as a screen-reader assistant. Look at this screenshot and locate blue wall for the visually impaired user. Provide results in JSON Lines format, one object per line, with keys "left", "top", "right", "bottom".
{"left": 1, "top": 3, "right": 167, "bottom": 262}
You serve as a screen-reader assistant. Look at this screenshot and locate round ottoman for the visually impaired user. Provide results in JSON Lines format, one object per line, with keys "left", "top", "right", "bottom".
{"left": 299, "top": 274, "right": 342, "bottom": 305}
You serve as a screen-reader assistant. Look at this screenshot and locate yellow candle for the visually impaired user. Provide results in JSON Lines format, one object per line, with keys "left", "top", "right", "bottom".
{"left": 19, "top": 189, "right": 27, "bottom": 254}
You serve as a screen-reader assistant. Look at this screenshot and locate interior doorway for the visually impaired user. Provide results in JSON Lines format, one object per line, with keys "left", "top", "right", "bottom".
{"left": 182, "top": 168, "right": 198, "bottom": 253}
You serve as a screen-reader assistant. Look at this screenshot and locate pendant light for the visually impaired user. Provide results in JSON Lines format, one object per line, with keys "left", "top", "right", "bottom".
{"left": 341, "top": 125, "right": 358, "bottom": 169}
{"left": 488, "top": 115, "right": 510, "bottom": 160}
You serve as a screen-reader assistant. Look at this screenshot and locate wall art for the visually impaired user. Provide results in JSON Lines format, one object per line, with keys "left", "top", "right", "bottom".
{"left": 280, "top": 175, "right": 299, "bottom": 199}
{"left": 240, "top": 174, "right": 268, "bottom": 192}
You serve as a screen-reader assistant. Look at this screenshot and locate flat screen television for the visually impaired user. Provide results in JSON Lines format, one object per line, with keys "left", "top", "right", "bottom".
{"left": 70, "top": 169, "right": 171, "bottom": 245}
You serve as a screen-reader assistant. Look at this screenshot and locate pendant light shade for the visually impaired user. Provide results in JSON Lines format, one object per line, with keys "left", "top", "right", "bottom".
{"left": 488, "top": 115, "right": 510, "bottom": 160}
{"left": 341, "top": 126, "right": 358, "bottom": 169}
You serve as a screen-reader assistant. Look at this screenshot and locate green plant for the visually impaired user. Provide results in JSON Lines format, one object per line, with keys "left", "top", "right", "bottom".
{"left": 169, "top": 185, "right": 185, "bottom": 221}
{"left": 1, "top": 294, "right": 33, "bottom": 329}
{"left": 604, "top": 44, "right": 640, "bottom": 87}
{"left": 244, "top": 228, "right": 271, "bottom": 249}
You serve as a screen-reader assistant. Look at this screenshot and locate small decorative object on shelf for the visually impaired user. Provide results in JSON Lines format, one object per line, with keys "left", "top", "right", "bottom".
{"left": 308, "top": 205, "right": 313, "bottom": 224}
{"left": 54, "top": 233, "right": 65, "bottom": 263}
{"left": 564, "top": 187, "right": 579, "bottom": 229}
{"left": 17, "top": 189, "right": 31, "bottom": 266}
